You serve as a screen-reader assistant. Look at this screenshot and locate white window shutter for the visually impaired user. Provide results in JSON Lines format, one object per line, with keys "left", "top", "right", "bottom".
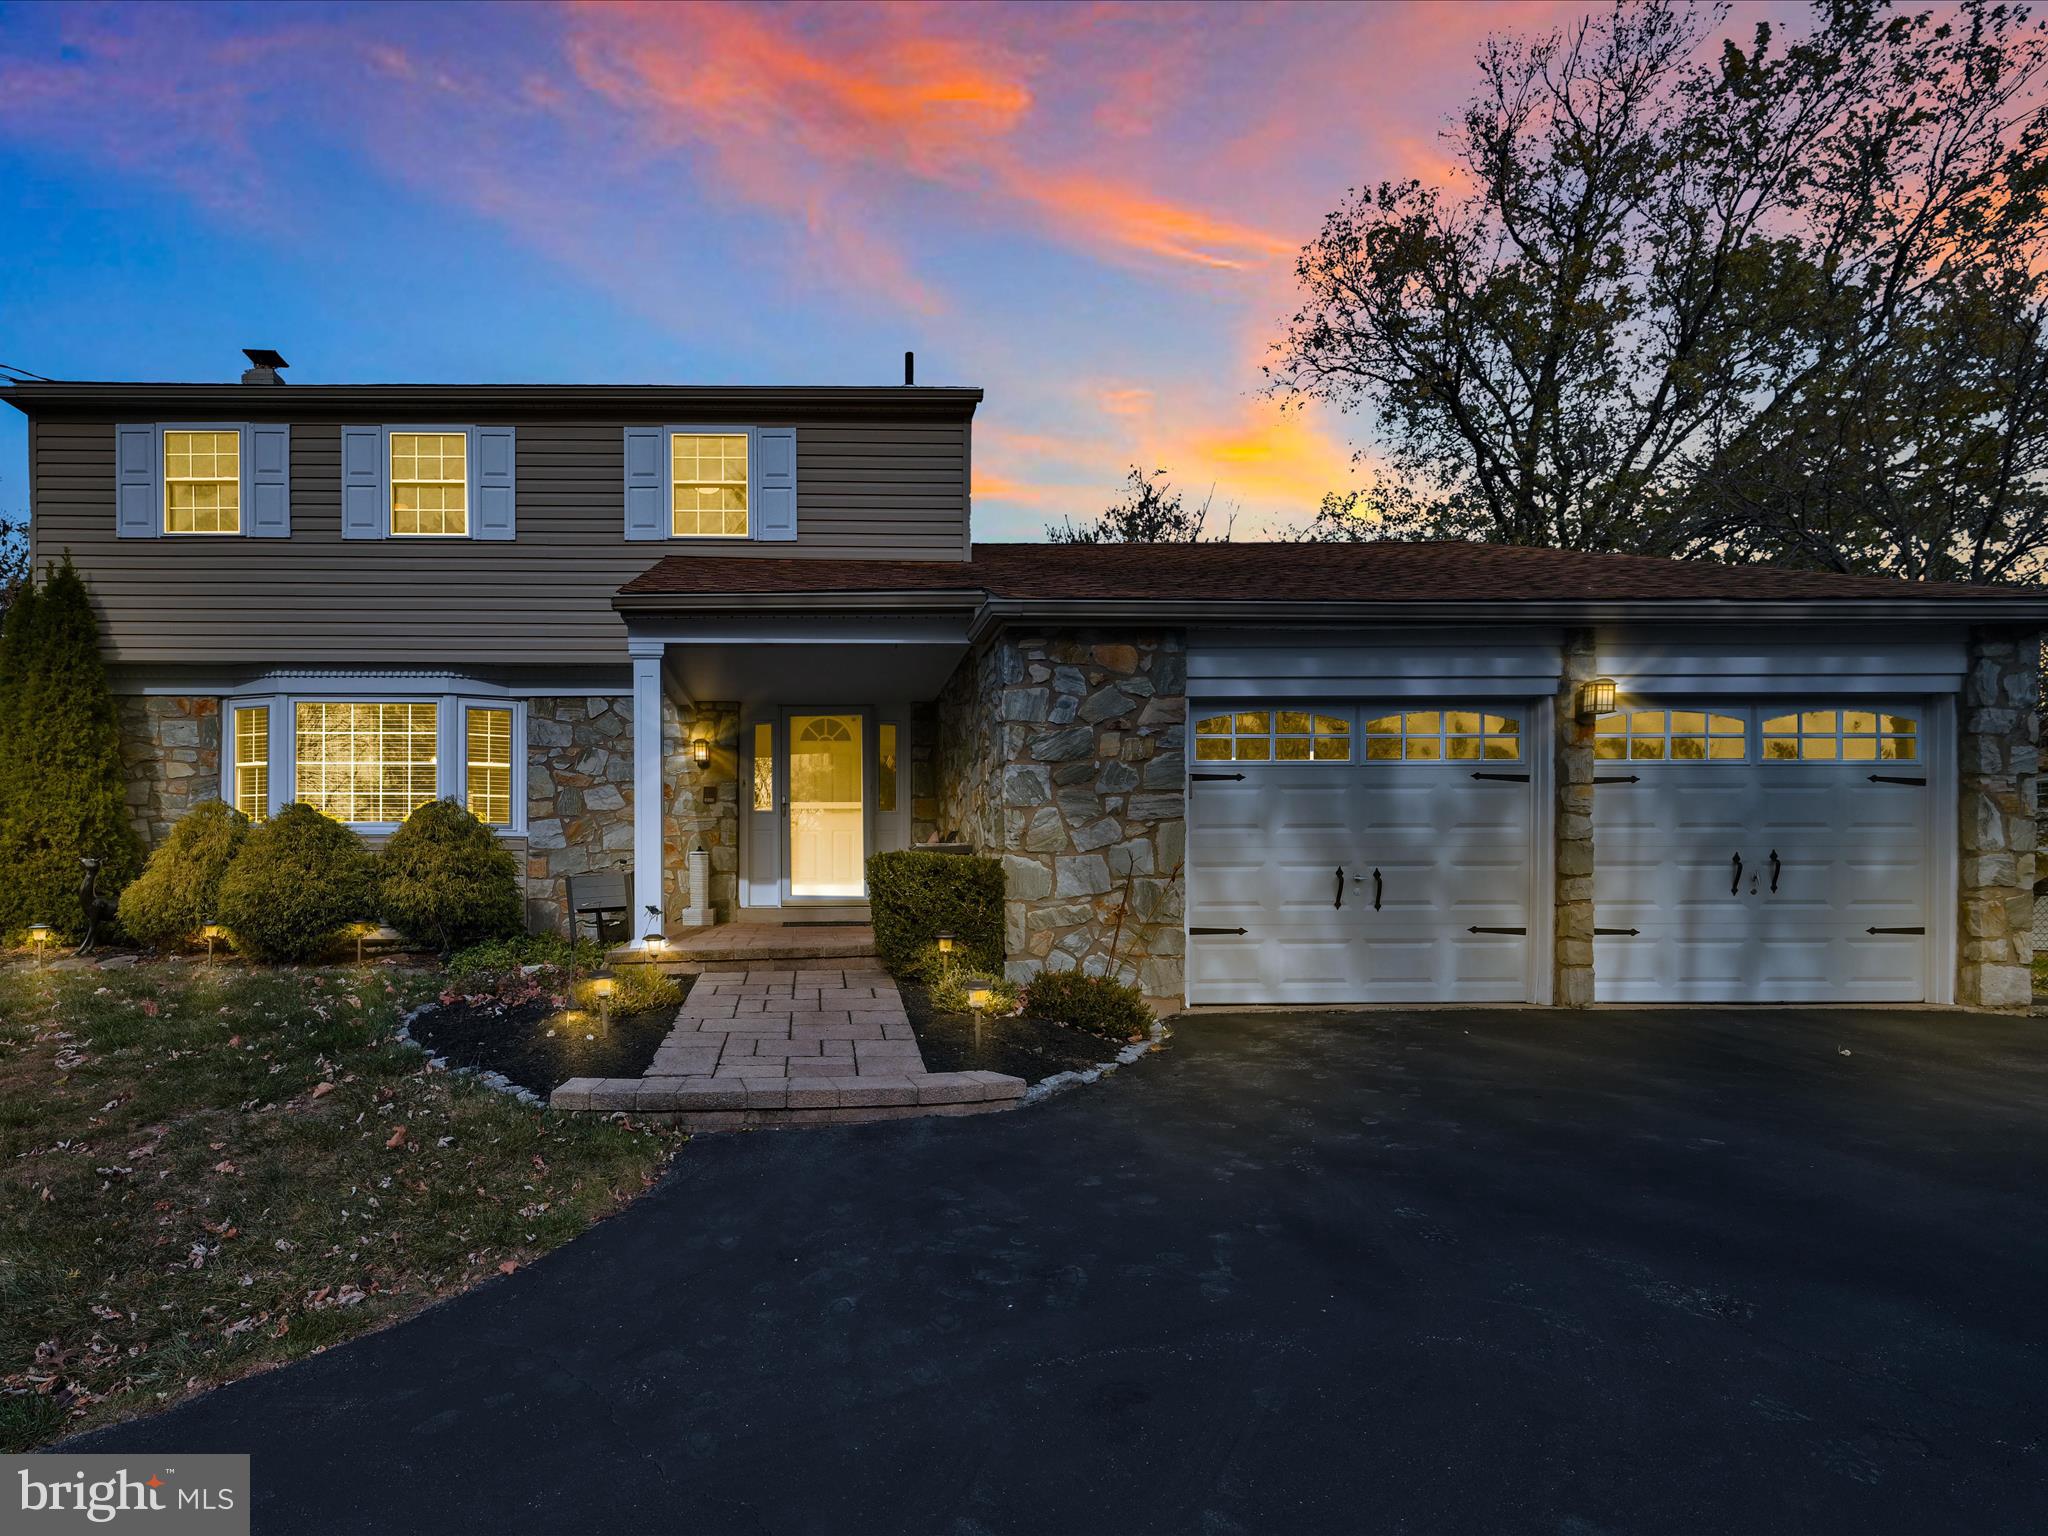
{"left": 115, "top": 424, "right": 159, "bottom": 538}
{"left": 752, "top": 426, "right": 797, "bottom": 541}
{"left": 623, "top": 426, "right": 665, "bottom": 540}
{"left": 341, "top": 425, "right": 386, "bottom": 539}
{"left": 470, "top": 426, "right": 516, "bottom": 539}
{"left": 245, "top": 423, "right": 291, "bottom": 537}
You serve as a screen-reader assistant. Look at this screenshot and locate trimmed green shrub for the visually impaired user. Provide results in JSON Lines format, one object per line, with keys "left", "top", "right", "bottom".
{"left": 0, "top": 558, "right": 142, "bottom": 939}
{"left": 866, "top": 850, "right": 1004, "bottom": 977}
{"left": 115, "top": 800, "right": 250, "bottom": 951}
{"left": 378, "top": 798, "right": 523, "bottom": 955}
{"left": 448, "top": 933, "right": 606, "bottom": 984}
{"left": 215, "top": 804, "right": 376, "bottom": 962}
{"left": 1020, "top": 970, "right": 1154, "bottom": 1041}
{"left": 929, "top": 970, "right": 1020, "bottom": 1015}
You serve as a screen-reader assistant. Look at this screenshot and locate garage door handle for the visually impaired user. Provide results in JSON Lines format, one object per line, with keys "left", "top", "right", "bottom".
{"left": 1768, "top": 850, "right": 1780, "bottom": 893}
{"left": 1373, "top": 869, "right": 1383, "bottom": 911}
{"left": 1334, "top": 866, "right": 1344, "bottom": 910}
{"left": 1730, "top": 852, "right": 1743, "bottom": 894}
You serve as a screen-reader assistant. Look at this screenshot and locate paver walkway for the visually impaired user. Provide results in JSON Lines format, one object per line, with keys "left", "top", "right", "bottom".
{"left": 552, "top": 967, "right": 1025, "bottom": 1127}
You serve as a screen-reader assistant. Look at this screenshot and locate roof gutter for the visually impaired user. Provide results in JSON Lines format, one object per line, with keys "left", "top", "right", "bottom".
{"left": 964, "top": 595, "right": 2048, "bottom": 639}
{"left": 3, "top": 382, "right": 984, "bottom": 420}
{"left": 613, "top": 590, "right": 986, "bottom": 615}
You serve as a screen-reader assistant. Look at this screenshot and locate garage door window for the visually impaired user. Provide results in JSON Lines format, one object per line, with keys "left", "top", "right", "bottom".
{"left": 1363, "top": 710, "right": 1521, "bottom": 762}
{"left": 1194, "top": 709, "right": 1351, "bottom": 762}
{"left": 1595, "top": 709, "right": 1746, "bottom": 761}
{"left": 1761, "top": 709, "right": 1916, "bottom": 761}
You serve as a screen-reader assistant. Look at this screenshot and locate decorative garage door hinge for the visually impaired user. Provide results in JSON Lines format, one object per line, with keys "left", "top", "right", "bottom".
{"left": 1867, "top": 775, "right": 1927, "bottom": 786}
{"left": 1190, "top": 772, "right": 1246, "bottom": 782}
{"left": 1467, "top": 926, "right": 1527, "bottom": 935}
{"left": 1189, "top": 926, "right": 1249, "bottom": 936}
{"left": 1593, "top": 774, "right": 1641, "bottom": 784}
{"left": 1594, "top": 927, "right": 1641, "bottom": 936}
{"left": 1866, "top": 926, "right": 1926, "bottom": 935}
{"left": 1470, "top": 771, "right": 1531, "bottom": 782}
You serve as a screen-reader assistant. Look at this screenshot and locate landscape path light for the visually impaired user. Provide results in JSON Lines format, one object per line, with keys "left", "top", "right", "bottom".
{"left": 591, "top": 970, "right": 616, "bottom": 1034}
{"left": 27, "top": 921, "right": 52, "bottom": 968}
{"left": 201, "top": 923, "right": 226, "bottom": 961}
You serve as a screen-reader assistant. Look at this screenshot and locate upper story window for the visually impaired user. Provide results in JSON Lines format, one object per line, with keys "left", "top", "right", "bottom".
{"left": 391, "top": 433, "right": 469, "bottom": 537}
{"left": 624, "top": 426, "right": 797, "bottom": 542}
{"left": 673, "top": 433, "right": 747, "bottom": 538}
{"left": 115, "top": 423, "right": 290, "bottom": 539}
{"left": 164, "top": 430, "right": 241, "bottom": 534}
{"left": 340, "top": 426, "right": 514, "bottom": 541}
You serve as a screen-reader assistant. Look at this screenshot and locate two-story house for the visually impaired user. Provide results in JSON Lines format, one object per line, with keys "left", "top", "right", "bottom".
{"left": 9, "top": 351, "right": 2046, "bottom": 1011}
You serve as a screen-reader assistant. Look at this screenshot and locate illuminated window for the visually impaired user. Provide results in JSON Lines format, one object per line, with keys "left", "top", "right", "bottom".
{"left": 1274, "top": 711, "right": 1351, "bottom": 761}
{"left": 1194, "top": 711, "right": 1273, "bottom": 761}
{"left": 164, "top": 430, "right": 240, "bottom": 534}
{"left": 878, "top": 723, "right": 899, "bottom": 812}
{"left": 232, "top": 705, "right": 269, "bottom": 822}
{"left": 1762, "top": 709, "right": 1916, "bottom": 762}
{"left": 391, "top": 432, "right": 468, "bottom": 536}
{"left": 465, "top": 707, "right": 514, "bottom": 826}
{"left": 673, "top": 433, "right": 748, "bottom": 537}
{"left": 1362, "top": 710, "right": 1521, "bottom": 762}
{"left": 752, "top": 723, "right": 774, "bottom": 812}
{"left": 1595, "top": 709, "right": 1746, "bottom": 761}
{"left": 294, "top": 701, "right": 440, "bottom": 824}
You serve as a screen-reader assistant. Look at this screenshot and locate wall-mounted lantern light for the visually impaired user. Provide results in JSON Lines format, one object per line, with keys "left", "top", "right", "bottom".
{"left": 27, "top": 921, "right": 51, "bottom": 967}
{"left": 691, "top": 738, "right": 711, "bottom": 767}
{"left": 1576, "top": 677, "right": 1618, "bottom": 723}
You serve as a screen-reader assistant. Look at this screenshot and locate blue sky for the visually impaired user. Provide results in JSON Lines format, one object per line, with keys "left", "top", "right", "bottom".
{"left": 0, "top": 0, "right": 1609, "bottom": 540}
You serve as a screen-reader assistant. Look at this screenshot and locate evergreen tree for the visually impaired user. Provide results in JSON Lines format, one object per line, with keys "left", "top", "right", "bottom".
{"left": 0, "top": 558, "right": 140, "bottom": 938}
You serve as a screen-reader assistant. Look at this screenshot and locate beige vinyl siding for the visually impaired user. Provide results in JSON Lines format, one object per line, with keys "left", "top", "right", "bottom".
{"left": 29, "top": 416, "right": 971, "bottom": 667}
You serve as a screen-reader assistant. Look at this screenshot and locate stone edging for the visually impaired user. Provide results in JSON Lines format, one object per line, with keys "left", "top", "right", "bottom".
{"left": 1021, "top": 1018, "right": 1173, "bottom": 1105}
{"left": 549, "top": 1069, "right": 1025, "bottom": 1130}
{"left": 394, "top": 1000, "right": 547, "bottom": 1109}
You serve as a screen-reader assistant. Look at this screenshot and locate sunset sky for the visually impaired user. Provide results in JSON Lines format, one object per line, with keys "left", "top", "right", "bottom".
{"left": 1, "top": 0, "right": 1680, "bottom": 539}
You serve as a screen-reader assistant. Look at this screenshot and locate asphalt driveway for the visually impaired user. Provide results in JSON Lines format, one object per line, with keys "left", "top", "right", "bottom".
{"left": 78, "top": 1007, "right": 2048, "bottom": 1534}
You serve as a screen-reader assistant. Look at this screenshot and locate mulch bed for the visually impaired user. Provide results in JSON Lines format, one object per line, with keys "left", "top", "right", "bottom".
{"left": 900, "top": 981, "right": 1133, "bottom": 1083}
{"left": 406, "top": 992, "right": 683, "bottom": 1097}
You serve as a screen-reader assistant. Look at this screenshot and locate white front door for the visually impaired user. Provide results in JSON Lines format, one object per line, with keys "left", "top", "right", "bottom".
{"left": 1593, "top": 703, "right": 1930, "bottom": 1002}
{"left": 784, "top": 711, "right": 866, "bottom": 900}
{"left": 1186, "top": 705, "right": 1536, "bottom": 1005}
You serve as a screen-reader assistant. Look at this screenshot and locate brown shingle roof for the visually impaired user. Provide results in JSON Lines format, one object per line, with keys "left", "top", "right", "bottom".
{"left": 618, "top": 540, "right": 2044, "bottom": 605}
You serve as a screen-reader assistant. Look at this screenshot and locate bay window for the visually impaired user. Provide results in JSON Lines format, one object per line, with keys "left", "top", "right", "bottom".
{"left": 220, "top": 692, "right": 525, "bottom": 831}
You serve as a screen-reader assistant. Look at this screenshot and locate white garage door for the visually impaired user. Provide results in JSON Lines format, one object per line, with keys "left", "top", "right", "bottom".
{"left": 1593, "top": 705, "right": 1930, "bottom": 1003}
{"left": 1187, "top": 706, "right": 1536, "bottom": 1005}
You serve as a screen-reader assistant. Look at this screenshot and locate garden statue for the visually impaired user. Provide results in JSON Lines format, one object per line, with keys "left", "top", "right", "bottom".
{"left": 74, "top": 856, "right": 117, "bottom": 957}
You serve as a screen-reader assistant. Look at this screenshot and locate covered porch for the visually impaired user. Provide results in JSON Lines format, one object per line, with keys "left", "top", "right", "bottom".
{"left": 623, "top": 603, "right": 976, "bottom": 950}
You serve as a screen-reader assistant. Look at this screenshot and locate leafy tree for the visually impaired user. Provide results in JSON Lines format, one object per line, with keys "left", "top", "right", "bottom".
{"left": 0, "top": 557, "right": 141, "bottom": 939}
{"left": 0, "top": 515, "right": 25, "bottom": 616}
{"left": 1047, "top": 465, "right": 1229, "bottom": 544}
{"left": 1272, "top": 0, "right": 2048, "bottom": 579}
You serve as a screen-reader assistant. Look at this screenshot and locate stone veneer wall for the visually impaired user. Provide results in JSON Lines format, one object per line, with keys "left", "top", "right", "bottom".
{"left": 939, "top": 630, "right": 1187, "bottom": 999}
{"left": 908, "top": 704, "right": 942, "bottom": 846}
{"left": 1553, "top": 631, "right": 1597, "bottom": 1006}
{"left": 1957, "top": 628, "right": 2041, "bottom": 1009}
{"left": 525, "top": 696, "right": 634, "bottom": 935}
{"left": 665, "top": 698, "right": 740, "bottom": 923}
{"left": 119, "top": 696, "right": 222, "bottom": 848}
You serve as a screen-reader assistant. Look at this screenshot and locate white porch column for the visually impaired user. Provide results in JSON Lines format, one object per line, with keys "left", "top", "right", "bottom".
{"left": 630, "top": 645, "right": 666, "bottom": 950}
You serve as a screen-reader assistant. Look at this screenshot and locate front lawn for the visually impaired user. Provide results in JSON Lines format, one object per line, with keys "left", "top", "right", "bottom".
{"left": 0, "top": 961, "right": 679, "bottom": 1450}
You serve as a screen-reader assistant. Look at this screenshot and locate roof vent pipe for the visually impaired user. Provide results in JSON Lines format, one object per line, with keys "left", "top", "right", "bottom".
{"left": 904, "top": 350, "right": 914, "bottom": 386}
{"left": 241, "top": 348, "right": 289, "bottom": 385}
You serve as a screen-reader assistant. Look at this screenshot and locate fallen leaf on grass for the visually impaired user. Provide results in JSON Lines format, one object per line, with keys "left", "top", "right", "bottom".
{"left": 310, "top": 1082, "right": 336, "bottom": 1100}
{"left": 384, "top": 1126, "right": 408, "bottom": 1150}
{"left": 497, "top": 1261, "right": 518, "bottom": 1276}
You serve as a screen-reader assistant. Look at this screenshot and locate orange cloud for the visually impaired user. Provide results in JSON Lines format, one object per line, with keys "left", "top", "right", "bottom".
{"left": 561, "top": 0, "right": 1294, "bottom": 284}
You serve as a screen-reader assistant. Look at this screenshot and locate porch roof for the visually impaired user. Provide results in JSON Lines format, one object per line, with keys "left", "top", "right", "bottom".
{"left": 615, "top": 541, "right": 2048, "bottom": 627}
